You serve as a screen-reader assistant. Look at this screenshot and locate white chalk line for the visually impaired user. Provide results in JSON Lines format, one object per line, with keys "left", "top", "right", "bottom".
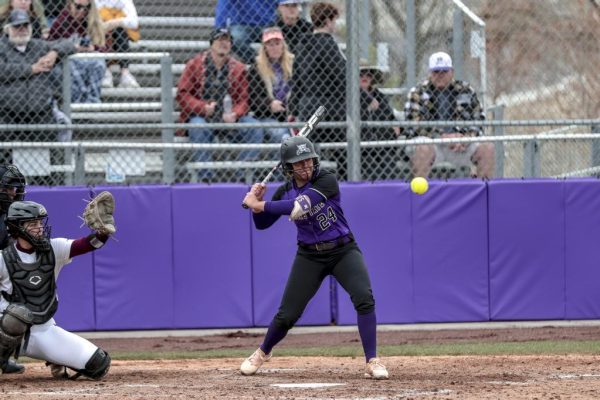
{"left": 557, "top": 373, "right": 600, "bottom": 379}
{"left": 271, "top": 382, "right": 346, "bottom": 388}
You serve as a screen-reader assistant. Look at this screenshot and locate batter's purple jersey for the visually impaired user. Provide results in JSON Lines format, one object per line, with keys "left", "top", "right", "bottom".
{"left": 253, "top": 170, "right": 351, "bottom": 244}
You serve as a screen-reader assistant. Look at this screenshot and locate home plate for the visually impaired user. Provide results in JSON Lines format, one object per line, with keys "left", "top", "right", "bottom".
{"left": 271, "top": 383, "right": 346, "bottom": 388}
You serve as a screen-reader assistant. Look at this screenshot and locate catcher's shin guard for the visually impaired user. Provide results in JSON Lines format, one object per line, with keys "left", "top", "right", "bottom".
{"left": 0, "top": 304, "right": 33, "bottom": 372}
{"left": 77, "top": 348, "right": 111, "bottom": 380}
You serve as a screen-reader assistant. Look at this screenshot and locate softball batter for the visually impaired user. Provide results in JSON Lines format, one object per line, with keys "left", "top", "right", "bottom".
{"left": 241, "top": 135, "right": 388, "bottom": 379}
{"left": 0, "top": 195, "right": 115, "bottom": 379}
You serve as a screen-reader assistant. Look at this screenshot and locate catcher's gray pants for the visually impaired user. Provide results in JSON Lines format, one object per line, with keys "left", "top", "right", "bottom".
{"left": 21, "top": 318, "right": 98, "bottom": 369}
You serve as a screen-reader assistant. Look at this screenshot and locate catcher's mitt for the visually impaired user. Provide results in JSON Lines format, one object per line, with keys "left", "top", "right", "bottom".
{"left": 83, "top": 191, "right": 116, "bottom": 235}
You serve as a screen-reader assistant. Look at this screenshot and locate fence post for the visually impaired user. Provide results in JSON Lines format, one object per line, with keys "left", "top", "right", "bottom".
{"left": 160, "top": 55, "right": 175, "bottom": 184}
{"left": 74, "top": 144, "right": 85, "bottom": 185}
{"left": 359, "top": 0, "right": 370, "bottom": 61}
{"left": 405, "top": 0, "right": 416, "bottom": 89}
{"left": 61, "top": 57, "right": 74, "bottom": 185}
{"left": 523, "top": 138, "right": 541, "bottom": 177}
{"left": 452, "top": 8, "right": 464, "bottom": 81}
{"left": 346, "top": 0, "right": 361, "bottom": 181}
{"left": 62, "top": 58, "right": 72, "bottom": 118}
{"left": 490, "top": 105, "right": 505, "bottom": 177}
{"left": 592, "top": 124, "right": 600, "bottom": 169}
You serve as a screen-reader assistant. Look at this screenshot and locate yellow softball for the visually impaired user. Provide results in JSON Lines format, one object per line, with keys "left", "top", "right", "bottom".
{"left": 410, "top": 177, "right": 429, "bottom": 195}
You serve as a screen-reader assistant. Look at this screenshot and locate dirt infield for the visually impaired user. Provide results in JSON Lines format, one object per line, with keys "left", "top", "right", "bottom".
{"left": 2, "top": 326, "right": 600, "bottom": 399}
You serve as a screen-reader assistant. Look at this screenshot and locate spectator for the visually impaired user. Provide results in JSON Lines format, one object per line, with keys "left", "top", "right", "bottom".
{"left": 49, "top": 0, "right": 106, "bottom": 103}
{"left": 0, "top": 10, "right": 75, "bottom": 146}
{"left": 275, "top": 0, "right": 311, "bottom": 55}
{"left": 288, "top": 2, "right": 346, "bottom": 175}
{"left": 214, "top": 0, "right": 278, "bottom": 64}
{"left": 359, "top": 63, "right": 400, "bottom": 181}
{"left": 248, "top": 27, "right": 292, "bottom": 148}
{"left": 404, "top": 51, "right": 494, "bottom": 178}
{"left": 0, "top": 0, "right": 49, "bottom": 38}
{"left": 176, "top": 28, "right": 264, "bottom": 182}
{"left": 96, "top": 0, "right": 139, "bottom": 88}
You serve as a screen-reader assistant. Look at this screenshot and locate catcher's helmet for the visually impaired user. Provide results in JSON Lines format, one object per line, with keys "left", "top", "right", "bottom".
{"left": 0, "top": 165, "right": 26, "bottom": 214}
{"left": 280, "top": 136, "right": 320, "bottom": 178}
{"left": 6, "top": 201, "right": 51, "bottom": 251}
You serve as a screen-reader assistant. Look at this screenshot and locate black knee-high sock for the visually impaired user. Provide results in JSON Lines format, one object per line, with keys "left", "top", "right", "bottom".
{"left": 260, "top": 322, "right": 289, "bottom": 354}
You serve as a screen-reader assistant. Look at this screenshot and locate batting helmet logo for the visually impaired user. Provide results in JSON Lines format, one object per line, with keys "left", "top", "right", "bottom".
{"left": 29, "top": 275, "right": 42, "bottom": 286}
{"left": 296, "top": 144, "right": 310, "bottom": 156}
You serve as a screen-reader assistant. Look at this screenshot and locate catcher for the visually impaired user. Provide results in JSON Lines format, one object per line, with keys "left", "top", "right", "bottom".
{"left": 0, "top": 191, "right": 116, "bottom": 379}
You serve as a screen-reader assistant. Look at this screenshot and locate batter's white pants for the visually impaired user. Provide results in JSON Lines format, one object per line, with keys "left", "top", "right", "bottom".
{"left": 22, "top": 319, "right": 98, "bottom": 370}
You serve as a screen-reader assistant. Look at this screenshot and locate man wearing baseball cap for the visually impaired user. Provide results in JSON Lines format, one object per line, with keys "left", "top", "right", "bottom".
{"left": 403, "top": 51, "right": 495, "bottom": 179}
{"left": 176, "top": 25, "right": 264, "bottom": 182}
{"left": 0, "top": 9, "right": 76, "bottom": 151}
{"left": 209, "top": 27, "right": 231, "bottom": 45}
{"left": 276, "top": 0, "right": 312, "bottom": 54}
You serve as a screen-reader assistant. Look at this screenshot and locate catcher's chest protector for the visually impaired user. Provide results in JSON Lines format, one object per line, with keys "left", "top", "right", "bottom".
{"left": 2, "top": 245, "right": 58, "bottom": 324}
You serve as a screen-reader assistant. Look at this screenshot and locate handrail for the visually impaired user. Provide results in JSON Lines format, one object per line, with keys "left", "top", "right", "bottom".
{"left": 69, "top": 52, "right": 170, "bottom": 60}
{"left": 3, "top": 133, "right": 600, "bottom": 150}
{"left": 138, "top": 16, "right": 214, "bottom": 27}
{"left": 5, "top": 119, "right": 600, "bottom": 132}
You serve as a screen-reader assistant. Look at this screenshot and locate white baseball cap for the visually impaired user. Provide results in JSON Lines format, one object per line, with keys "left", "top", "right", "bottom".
{"left": 428, "top": 51, "right": 453, "bottom": 71}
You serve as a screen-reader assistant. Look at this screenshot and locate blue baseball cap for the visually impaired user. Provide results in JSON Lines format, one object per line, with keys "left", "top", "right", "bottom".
{"left": 7, "top": 10, "right": 30, "bottom": 27}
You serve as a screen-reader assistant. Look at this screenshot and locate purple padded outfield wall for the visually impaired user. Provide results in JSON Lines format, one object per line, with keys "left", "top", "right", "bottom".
{"left": 336, "top": 183, "right": 413, "bottom": 325}
{"left": 23, "top": 179, "right": 600, "bottom": 331}
{"left": 488, "top": 180, "right": 565, "bottom": 320}
{"left": 92, "top": 185, "right": 175, "bottom": 330}
{"left": 27, "top": 187, "right": 95, "bottom": 331}
{"left": 563, "top": 180, "right": 600, "bottom": 318}
{"left": 411, "top": 180, "right": 489, "bottom": 322}
{"left": 171, "top": 184, "right": 253, "bottom": 328}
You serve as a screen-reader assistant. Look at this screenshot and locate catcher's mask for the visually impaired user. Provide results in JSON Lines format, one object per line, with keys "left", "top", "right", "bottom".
{"left": 280, "top": 136, "right": 320, "bottom": 179}
{"left": 6, "top": 201, "right": 51, "bottom": 251}
{"left": 0, "top": 165, "right": 26, "bottom": 213}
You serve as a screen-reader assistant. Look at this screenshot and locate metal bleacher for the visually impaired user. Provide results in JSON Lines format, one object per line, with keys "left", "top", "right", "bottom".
{"left": 62, "top": 1, "right": 400, "bottom": 183}
{"left": 69, "top": 0, "right": 214, "bottom": 127}
{"left": 71, "top": 0, "right": 401, "bottom": 127}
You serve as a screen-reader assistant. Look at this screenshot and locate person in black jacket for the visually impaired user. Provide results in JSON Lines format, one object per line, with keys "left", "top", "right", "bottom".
{"left": 288, "top": 2, "right": 346, "bottom": 177}
{"left": 359, "top": 65, "right": 401, "bottom": 181}
{"left": 248, "top": 27, "right": 293, "bottom": 150}
{"left": 275, "top": 0, "right": 312, "bottom": 55}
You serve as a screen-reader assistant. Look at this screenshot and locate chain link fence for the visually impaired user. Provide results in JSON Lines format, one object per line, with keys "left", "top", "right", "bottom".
{"left": 1, "top": 0, "right": 600, "bottom": 185}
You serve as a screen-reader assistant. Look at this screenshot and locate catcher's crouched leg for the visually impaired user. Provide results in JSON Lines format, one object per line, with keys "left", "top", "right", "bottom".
{"left": 77, "top": 348, "right": 111, "bottom": 380}
{"left": 0, "top": 304, "right": 33, "bottom": 373}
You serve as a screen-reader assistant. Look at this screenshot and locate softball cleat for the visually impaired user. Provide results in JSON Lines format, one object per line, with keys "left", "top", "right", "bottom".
{"left": 365, "top": 357, "right": 389, "bottom": 380}
{"left": 240, "top": 347, "right": 271, "bottom": 375}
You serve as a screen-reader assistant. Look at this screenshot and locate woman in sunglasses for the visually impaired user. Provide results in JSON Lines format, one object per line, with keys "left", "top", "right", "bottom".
{"left": 0, "top": 0, "right": 49, "bottom": 39}
{"left": 48, "top": 0, "right": 106, "bottom": 103}
{"left": 248, "top": 27, "right": 294, "bottom": 165}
